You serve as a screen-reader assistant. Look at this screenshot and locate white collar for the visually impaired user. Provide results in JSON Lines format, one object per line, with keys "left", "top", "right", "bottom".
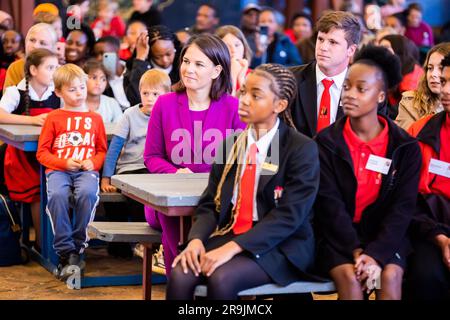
{"left": 247, "top": 118, "right": 280, "bottom": 157}
{"left": 315, "top": 64, "right": 348, "bottom": 89}
{"left": 17, "top": 78, "right": 55, "bottom": 101}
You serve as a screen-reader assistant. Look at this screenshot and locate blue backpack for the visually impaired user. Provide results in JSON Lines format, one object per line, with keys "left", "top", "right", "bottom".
{"left": 0, "top": 194, "right": 22, "bottom": 266}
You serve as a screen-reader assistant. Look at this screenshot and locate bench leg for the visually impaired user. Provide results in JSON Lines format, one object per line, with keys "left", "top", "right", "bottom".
{"left": 142, "top": 243, "right": 154, "bottom": 300}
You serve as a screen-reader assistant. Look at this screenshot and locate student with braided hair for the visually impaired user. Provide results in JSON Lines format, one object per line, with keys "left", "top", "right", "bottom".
{"left": 124, "top": 25, "right": 181, "bottom": 106}
{"left": 314, "top": 46, "right": 421, "bottom": 300}
{"left": 0, "top": 48, "right": 60, "bottom": 250}
{"left": 166, "top": 63, "right": 320, "bottom": 300}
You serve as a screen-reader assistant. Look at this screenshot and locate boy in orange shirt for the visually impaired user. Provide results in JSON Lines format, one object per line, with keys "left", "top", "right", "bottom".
{"left": 36, "top": 64, "right": 107, "bottom": 280}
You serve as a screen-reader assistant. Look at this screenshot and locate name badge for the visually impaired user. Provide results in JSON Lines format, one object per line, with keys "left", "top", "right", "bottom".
{"left": 261, "top": 162, "right": 278, "bottom": 173}
{"left": 429, "top": 159, "right": 450, "bottom": 178}
{"left": 365, "top": 154, "right": 392, "bottom": 175}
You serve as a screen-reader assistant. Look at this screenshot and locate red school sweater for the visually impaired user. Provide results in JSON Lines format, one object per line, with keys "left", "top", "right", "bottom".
{"left": 37, "top": 109, "right": 107, "bottom": 172}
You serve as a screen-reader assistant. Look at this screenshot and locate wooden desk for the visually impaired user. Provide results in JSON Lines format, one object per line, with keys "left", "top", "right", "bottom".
{"left": 111, "top": 173, "right": 209, "bottom": 241}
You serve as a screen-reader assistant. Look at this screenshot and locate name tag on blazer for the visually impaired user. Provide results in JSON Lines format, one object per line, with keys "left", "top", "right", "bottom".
{"left": 429, "top": 158, "right": 450, "bottom": 178}
{"left": 261, "top": 162, "right": 278, "bottom": 174}
{"left": 365, "top": 154, "right": 392, "bottom": 175}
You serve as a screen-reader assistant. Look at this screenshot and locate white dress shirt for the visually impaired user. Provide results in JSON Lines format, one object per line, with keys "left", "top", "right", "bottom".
{"left": 231, "top": 118, "right": 280, "bottom": 222}
{"left": 315, "top": 65, "right": 348, "bottom": 124}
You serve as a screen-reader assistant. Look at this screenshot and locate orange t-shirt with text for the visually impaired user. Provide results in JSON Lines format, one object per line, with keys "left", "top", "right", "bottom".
{"left": 37, "top": 109, "right": 107, "bottom": 173}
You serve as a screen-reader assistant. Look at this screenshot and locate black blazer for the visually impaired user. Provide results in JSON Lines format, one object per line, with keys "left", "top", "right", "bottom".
{"left": 289, "top": 62, "right": 344, "bottom": 138}
{"left": 188, "top": 120, "right": 320, "bottom": 285}
{"left": 314, "top": 115, "right": 421, "bottom": 271}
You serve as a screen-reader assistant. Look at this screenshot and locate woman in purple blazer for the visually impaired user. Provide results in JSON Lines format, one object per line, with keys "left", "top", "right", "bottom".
{"left": 143, "top": 34, "right": 246, "bottom": 276}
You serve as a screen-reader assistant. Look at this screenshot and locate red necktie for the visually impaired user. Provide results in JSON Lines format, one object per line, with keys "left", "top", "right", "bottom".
{"left": 233, "top": 143, "right": 258, "bottom": 235}
{"left": 317, "top": 79, "right": 334, "bottom": 133}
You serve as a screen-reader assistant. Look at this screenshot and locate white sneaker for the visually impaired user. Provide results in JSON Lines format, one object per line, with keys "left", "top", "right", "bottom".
{"left": 152, "top": 244, "right": 166, "bottom": 275}
{"left": 133, "top": 244, "right": 144, "bottom": 259}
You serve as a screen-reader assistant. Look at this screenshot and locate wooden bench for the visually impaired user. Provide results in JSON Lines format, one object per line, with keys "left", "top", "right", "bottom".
{"left": 87, "top": 221, "right": 163, "bottom": 300}
{"left": 99, "top": 192, "right": 127, "bottom": 203}
{"left": 194, "top": 281, "right": 336, "bottom": 299}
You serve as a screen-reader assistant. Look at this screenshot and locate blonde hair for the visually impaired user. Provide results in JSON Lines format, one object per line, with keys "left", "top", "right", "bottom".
{"left": 53, "top": 63, "right": 88, "bottom": 90}
{"left": 139, "top": 69, "right": 171, "bottom": 92}
{"left": 25, "top": 23, "right": 58, "bottom": 50}
{"left": 34, "top": 11, "right": 60, "bottom": 24}
{"left": 413, "top": 42, "right": 450, "bottom": 117}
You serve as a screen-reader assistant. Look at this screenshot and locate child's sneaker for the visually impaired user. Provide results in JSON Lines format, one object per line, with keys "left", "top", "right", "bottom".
{"left": 133, "top": 244, "right": 166, "bottom": 275}
{"left": 54, "top": 253, "right": 85, "bottom": 282}
{"left": 133, "top": 243, "right": 144, "bottom": 258}
{"left": 152, "top": 244, "right": 166, "bottom": 275}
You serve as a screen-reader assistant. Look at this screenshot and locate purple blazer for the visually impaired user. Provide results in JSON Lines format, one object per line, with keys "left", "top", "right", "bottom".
{"left": 144, "top": 91, "right": 246, "bottom": 173}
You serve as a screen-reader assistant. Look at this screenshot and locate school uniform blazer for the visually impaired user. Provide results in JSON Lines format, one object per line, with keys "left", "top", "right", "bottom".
{"left": 314, "top": 115, "right": 421, "bottom": 271}
{"left": 144, "top": 91, "right": 245, "bottom": 174}
{"left": 289, "top": 62, "right": 344, "bottom": 138}
{"left": 188, "top": 120, "right": 320, "bottom": 285}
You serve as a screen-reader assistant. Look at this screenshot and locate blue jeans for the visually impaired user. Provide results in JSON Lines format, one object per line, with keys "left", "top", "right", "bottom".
{"left": 45, "top": 170, "right": 99, "bottom": 257}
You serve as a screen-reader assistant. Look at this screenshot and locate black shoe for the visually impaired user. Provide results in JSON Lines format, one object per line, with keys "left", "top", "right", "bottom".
{"left": 54, "top": 253, "right": 85, "bottom": 282}
{"left": 68, "top": 253, "right": 86, "bottom": 271}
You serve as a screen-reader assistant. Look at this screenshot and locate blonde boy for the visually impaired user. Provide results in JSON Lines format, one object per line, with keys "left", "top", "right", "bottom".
{"left": 36, "top": 64, "right": 107, "bottom": 280}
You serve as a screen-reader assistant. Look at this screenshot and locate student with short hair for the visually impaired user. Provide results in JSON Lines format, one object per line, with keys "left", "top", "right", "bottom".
{"left": 167, "top": 63, "right": 319, "bottom": 300}
{"left": 83, "top": 59, "right": 122, "bottom": 123}
{"left": 290, "top": 11, "right": 361, "bottom": 138}
{"left": 314, "top": 46, "right": 421, "bottom": 300}
{"left": 101, "top": 69, "right": 171, "bottom": 260}
{"left": 36, "top": 63, "right": 107, "bottom": 280}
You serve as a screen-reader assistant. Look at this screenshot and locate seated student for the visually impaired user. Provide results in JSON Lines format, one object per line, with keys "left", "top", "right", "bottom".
{"left": 101, "top": 69, "right": 170, "bottom": 260}
{"left": 119, "top": 20, "right": 147, "bottom": 61}
{"left": 93, "top": 36, "right": 130, "bottom": 110}
{"left": 0, "top": 48, "right": 59, "bottom": 251}
{"left": 65, "top": 23, "right": 96, "bottom": 67}
{"left": 396, "top": 43, "right": 450, "bottom": 130}
{"left": 405, "top": 53, "right": 450, "bottom": 300}
{"left": 91, "top": 1, "right": 126, "bottom": 39}
{"left": 0, "top": 30, "right": 24, "bottom": 97}
{"left": 166, "top": 63, "right": 320, "bottom": 300}
{"left": 314, "top": 46, "right": 422, "bottom": 300}
{"left": 83, "top": 59, "right": 122, "bottom": 123}
{"left": 36, "top": 64, "right": 107, "bottom": 280}
{"left": 123, "top": 25, "right": 181, "bottom": 106}
{"left": 3, "top": 23, "right": 58, "bottom": 94}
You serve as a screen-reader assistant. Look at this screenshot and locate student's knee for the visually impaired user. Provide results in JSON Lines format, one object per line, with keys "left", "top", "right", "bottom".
{"left": 169, "top": 264, "right": 196, "bottom": 287}
{"left": 207, "top": 267, "right": 229, "bottom": 289}
{"left": 382, "top": 264, "right": 403, "bottom": 287}
{"left": 47, "top": 186, "right": 68, "bottom": 202}
{"left": 331, "top": 264, "right": 360, "bottom": 287}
